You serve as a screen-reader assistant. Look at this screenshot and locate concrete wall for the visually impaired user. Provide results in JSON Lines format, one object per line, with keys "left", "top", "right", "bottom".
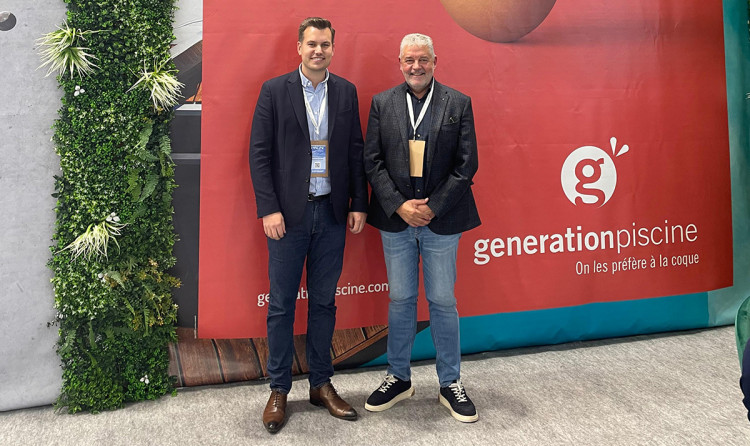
{"left": 0, "top": 2, "right": 66, "bottom": 411}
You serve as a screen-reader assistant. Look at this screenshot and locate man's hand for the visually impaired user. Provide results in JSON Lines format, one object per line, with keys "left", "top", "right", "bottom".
{"left": 262, "top": 212, "right": 286, "bottom": 240}
{"left": 396, "top": 198, "right": 433, "bottom": 227}
{"left": 416, "top": 202, "right": 435, "bottom": 220}
{"left": 347, "top": 212, "right": 367, "bottom": 234}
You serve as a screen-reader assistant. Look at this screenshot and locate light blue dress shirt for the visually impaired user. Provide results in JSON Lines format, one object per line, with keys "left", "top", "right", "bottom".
{"left": 299, "top": 66, "right": 331, "bottom": 196}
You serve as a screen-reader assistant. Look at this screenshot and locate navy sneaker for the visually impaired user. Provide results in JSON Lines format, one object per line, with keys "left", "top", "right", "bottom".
{"left": 364, "top": 374, "right": 414, "bottom": 412}
{"left": 439, "top": 379, "right": 479, "bottom": 423}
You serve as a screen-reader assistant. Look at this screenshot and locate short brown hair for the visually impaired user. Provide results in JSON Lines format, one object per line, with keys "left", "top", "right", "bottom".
{"left": 298, "top": 17, "right": 335, "bottom": 44}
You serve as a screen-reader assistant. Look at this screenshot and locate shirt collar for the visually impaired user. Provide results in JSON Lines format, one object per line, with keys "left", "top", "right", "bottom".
{"left": 299, "top": 65, "right": 329, "bottom": 88}
{"left": 404, "top": 79, "right": 435, "bottom": 101}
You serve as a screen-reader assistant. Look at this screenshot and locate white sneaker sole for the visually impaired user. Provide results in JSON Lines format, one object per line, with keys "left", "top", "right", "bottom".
{"left": 364, "top": 386, "right": 415, "bottom": 412}
{"left": 439, "top": 394, "right": 479, "bottom": 423}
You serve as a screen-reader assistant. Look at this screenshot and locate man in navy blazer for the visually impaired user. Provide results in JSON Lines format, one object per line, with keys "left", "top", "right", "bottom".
{"left": 249, "top": 17, "right": 368, "bottom": 434}
{"left": 363, "top": 33, "right": 481, "bottom": 423}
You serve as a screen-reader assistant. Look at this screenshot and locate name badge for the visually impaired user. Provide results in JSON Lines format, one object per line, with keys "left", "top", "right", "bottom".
{"left": 409, "top": 140, "right": 425, "bottom": 177}
{"left": 311, "top": 140, "right": 329, "bottom": 177}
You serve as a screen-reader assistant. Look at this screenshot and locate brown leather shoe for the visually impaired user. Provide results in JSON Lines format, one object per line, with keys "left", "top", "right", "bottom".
{"left": 262, "top": 390, "right": 287, "bottom": 433}
{"left": 309, "top": 382, "right": 358, "bottom": 420}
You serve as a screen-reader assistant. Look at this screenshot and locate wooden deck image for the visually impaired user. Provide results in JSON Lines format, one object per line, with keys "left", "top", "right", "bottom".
{"left": 168, "top": 325, "right": 392, "bottom": 387}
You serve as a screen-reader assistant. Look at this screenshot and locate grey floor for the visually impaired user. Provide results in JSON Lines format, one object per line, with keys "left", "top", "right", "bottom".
{"left": 1, "top": 326, "right": 749, "bottom": 445}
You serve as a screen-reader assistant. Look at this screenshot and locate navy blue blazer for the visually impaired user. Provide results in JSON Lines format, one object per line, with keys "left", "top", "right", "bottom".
{"left": 249, "top": 70, "right": 368, "bottom": 228}
{"left": 364, "top": 81, "right": 481, "bottom": 235}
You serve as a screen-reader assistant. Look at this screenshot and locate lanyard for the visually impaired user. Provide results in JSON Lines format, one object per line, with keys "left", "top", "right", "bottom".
{"left": 406, "top": 80, "right": 434, "bottom": 139}
{"left": 303, "top": 82, "right": 327, "bottom": 137}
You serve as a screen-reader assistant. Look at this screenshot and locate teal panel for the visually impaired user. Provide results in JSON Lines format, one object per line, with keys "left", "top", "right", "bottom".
{"left": 363, "top": 293, "right": 709, "bottom": 367}
{"left": 709, "top": 0, "right": 750, "bottom": 325}
{"left": 736, "top": 295, "right": 750, "bottom": 366}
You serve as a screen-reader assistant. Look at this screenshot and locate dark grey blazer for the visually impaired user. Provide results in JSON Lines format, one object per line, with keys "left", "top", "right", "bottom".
{"left": 364, "top": 81, "right": 480, "bottom": 235}
{"left": 249, "top": 70, "right": 368, "bottom": 228}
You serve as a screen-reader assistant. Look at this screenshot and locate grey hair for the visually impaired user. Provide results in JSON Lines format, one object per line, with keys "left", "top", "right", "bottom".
{"left": 399, "top": 33, "right": 435, "bottom": 58}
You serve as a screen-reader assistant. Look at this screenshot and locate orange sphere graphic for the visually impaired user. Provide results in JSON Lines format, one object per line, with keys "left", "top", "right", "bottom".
{"left": 440, "top": 0, "right": 556, "bottom": 43}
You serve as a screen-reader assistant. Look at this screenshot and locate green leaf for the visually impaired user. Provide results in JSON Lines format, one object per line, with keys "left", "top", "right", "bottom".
{"left": 136, "top": 149, "right": 159, "bottom": 163}
{"left": 143, "top": 308, "right": 151, "bottom": 335}
{"left": 138, "top": 121, "right": 154, "bottom": 149}
{"left": 159, "top": 135, "right": 172, "bottom": 155}
{"left": 159, "top": 153, "right": 168, "bottom": 176}
{"left": 126, "top": 169, "right": 142, "bottom": 201}
{"left": 107, "top": 271, "right": 125, "bottom": 287}
{"left": 132, "top": 203, "right": 147, "bottom": 219}
{"left": 88, "top": 321, "right": 96, "bottom": 349}
{"left": 58, "top": 331, "right": 75, "bottom": 356}
{"left": 139, "top": 173, "right": 159, "bottom": 202}
{"left": 123, "top": 299, "right": 136, "bottom": 317}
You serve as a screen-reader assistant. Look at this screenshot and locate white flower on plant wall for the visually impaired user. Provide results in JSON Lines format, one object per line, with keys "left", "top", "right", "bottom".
{"left": 74, "top": 85, "right": 86, "bottom": 96}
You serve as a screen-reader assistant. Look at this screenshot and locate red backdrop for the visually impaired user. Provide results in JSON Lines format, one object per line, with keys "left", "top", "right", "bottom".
{"left": 200, "top": 0, "right": 732, "bottom": 338}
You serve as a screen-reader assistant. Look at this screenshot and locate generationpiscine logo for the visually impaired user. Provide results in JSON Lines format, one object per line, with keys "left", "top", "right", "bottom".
{"left": 560, "top": 137, "right": 629, "bottom": 207}
{"left": 470, "top": 137, "right": 698, "bottom": 265}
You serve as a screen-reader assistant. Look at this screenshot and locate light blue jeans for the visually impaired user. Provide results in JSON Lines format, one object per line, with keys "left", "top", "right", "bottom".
{"left": 380, "top": 226, "right": 461, "bottom": 387}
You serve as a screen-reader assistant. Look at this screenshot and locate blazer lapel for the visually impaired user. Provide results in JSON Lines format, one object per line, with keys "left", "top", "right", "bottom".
{"left": 390, "top": 87, "right": 411, "bottom": 166}
{"left": 286, "top": 71, "right": 310, "bottom": 141}
{"left": 425, "top": 81, "right": 448, "bottom": 181}
{"left": 327, "top": 75, "right": 339, "bottom": 140}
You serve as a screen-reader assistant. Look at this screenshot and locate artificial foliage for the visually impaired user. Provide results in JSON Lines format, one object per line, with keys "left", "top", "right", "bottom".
{"left": 47, "top": 0, "right": 180, "bottom": 413}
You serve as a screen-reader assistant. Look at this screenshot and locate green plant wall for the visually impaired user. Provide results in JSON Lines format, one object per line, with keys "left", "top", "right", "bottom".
{"left": 47, "top": 0, "right": 179, "bottom": 413}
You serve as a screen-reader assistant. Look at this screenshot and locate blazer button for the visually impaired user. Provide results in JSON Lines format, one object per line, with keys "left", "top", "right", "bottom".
{"left": 305, "top": 178, "right": 309, "bottom": 183}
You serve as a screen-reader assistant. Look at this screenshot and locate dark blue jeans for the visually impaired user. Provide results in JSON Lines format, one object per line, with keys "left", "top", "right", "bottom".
{"left": 265, "top": 199, "right": 345, "bottom": 393}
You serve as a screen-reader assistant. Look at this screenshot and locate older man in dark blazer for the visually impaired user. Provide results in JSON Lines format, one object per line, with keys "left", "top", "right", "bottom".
{"left": 363, "top": 33, "right": 481, "bottom": 423}
{"left": 249, "top": 17, "right": 368, "bottom": 434}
